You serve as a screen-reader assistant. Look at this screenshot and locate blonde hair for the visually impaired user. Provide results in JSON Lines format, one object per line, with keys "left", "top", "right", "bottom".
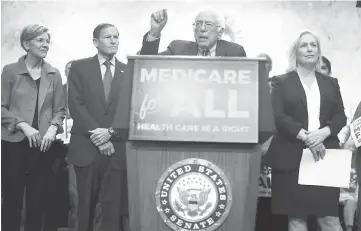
{"left": 286, "top": 31, "right": 323, "bottom": 72}
{"left": 20, "top": 24, "right": 50, "bottom": 51}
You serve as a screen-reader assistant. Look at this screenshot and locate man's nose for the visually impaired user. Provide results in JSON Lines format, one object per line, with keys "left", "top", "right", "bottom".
{"left": 200, "top": 23, "right": 207, "bottom": 31}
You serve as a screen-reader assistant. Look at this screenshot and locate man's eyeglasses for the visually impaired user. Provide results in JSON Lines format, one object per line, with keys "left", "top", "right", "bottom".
{"left": 192, "top": 21, "right": 220, "bottom": 31}
{"left": 32, "top": 38, "right": 51, "bottom": 45}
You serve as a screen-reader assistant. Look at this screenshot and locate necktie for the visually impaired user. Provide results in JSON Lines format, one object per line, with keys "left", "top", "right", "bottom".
{"left": 103, "top": 61, "right": 113, "bottom": 102}
{"left": 202, "top": 48, "right": 210, "bottom": 56}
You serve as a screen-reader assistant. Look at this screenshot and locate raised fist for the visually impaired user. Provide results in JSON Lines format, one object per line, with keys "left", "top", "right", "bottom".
{"left": 150, "top": 9, "right": 168, "bottom": 38}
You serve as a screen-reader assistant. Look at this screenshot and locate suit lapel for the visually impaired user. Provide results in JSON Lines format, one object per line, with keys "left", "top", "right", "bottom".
{"left": 187, "top": 43, "right": 198, "bottom": 56}
{"left": 291, "top": 71, "right": 308, "bottom": 112}
{"left": 89, "top": 56, "right": 107, "bottom": 109}
{"left": 106, "top": 59, "right": 125, "bottom": 107}
{"left": 215, "top": 40, "right": 226, "bottom": 57}
{"left": 38, "top": 69, "right": 52, "bottom": 113}
{"left": 353, "top": 102, "right": 361, "bottom": 121}
{"left": 315, "top": 72, "right": 326, "bottom": 118}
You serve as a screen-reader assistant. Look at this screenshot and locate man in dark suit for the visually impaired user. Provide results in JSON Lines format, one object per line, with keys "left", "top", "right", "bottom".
{"left": 140, "top": 8, "right": 246, "bottom": 57}
{"left": 67, "top": 23, "right": 128, "bottom": 231}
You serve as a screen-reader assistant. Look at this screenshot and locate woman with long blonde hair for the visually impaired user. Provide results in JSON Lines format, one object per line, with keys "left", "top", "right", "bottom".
{"left": 266, "top": 31, "right": 346, "bottom": 231}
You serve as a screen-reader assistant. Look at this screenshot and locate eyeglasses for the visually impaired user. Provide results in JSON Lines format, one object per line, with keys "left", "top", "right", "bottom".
{"left": 32, "top": 38, "right": 51, "bottom": 45}
{"left": 192, "top": 21, "right": 220, "bottom": 31}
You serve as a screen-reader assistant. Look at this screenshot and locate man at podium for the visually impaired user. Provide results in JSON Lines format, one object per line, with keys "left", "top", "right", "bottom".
{"left": 140, "top": 7, "right": 247, "bottom": 57}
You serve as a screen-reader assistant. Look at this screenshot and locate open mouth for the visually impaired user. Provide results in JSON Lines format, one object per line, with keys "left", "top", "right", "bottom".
{"left": 198, "top": 36, "right": 208, "bottom": 42}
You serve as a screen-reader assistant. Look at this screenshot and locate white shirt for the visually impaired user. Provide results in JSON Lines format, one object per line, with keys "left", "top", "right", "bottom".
{"left": 298, "top": 74, "right": 321, "bottom": 131}
{"left": 196, "top": 43, "right": 217, "bottom": 57}
{"left": 97, "top": 54, "right": 115, "bottom": 80}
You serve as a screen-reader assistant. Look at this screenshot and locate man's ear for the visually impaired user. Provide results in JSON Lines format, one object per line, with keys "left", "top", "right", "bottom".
{"left": 23, "top": 40, "right": 30, "bottom": 51}
{"left": 218, "top": 28, "right": 225, "bottom": 39}
{"left": 93, "top": 38, "right": 98, "bottom": 48}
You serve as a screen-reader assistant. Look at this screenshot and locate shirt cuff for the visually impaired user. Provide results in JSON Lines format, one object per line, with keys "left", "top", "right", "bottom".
{"left": 147, "top": 33, "right": 160, "bottom": 42}
{"left": 337, "top": 125, "right": 350, "bottom": 144}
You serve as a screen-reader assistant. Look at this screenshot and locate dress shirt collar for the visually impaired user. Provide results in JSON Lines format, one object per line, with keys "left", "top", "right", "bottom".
{"left": 198, "top": 42, "right": 217, "bottom": 56}
{"left": 97, "top": 53, "right": 115, "bottom": 67}
{"left": 208, "top": 42, "right": 217, "bottom": 55}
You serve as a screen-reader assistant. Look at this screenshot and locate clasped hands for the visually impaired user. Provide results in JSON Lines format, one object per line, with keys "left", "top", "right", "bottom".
{"left": 18, "top": 122, "right": 57, "bottom": 152}
{"left": 300, "top": 127, "right": 331, "bottom": 162}
{"left": 89, "top": 128, "right": 114, "bottom": 156}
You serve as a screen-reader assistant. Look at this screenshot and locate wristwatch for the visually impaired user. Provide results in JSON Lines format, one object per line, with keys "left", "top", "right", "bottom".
{"left": 108, "top": 127, "right": 115, "bottom": 137}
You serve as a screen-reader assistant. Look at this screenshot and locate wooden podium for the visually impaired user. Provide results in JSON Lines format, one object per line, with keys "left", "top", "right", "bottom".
{"left": 114, "top": 56, "right": 274, "bottom": 231}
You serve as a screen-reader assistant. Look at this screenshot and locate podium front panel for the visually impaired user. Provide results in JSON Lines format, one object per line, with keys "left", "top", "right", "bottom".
{"left": 128, "top": 57, "right": 259, "bottom": 143}
{"left": 117, "top": 56, "right": 272, "bottom": 231}
{"left": 126, "top": 142, "right": 261, "bottom": 231}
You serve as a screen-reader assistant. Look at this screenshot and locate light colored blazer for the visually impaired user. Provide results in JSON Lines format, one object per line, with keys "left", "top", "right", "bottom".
{"left": 1, "top": 56, "right": 65, "bottom": 142}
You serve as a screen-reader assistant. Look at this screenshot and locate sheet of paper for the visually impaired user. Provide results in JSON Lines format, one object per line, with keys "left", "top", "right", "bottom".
{"left": 298, "top": 149, "right": 352, "bottom": 188}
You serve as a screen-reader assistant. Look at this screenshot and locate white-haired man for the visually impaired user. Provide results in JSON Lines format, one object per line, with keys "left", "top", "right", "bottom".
{"left": 140, "top": 8, "right": 246, "bottom": 57}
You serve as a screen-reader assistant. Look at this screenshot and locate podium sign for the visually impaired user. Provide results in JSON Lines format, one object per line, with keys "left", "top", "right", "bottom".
{"left": 129, "top": 58, "right": 259, "bottom": 143}
{"left": 119, "top": 56, "right": 272, "bottom": 231}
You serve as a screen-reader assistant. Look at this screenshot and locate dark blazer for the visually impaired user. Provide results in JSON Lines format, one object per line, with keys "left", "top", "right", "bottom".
{"left": 140, "top": 32, "right": 247, "bottom": 57}
{"left": 1, "top": 56, "right": 65, "bottom": 142}
{"left": 265, "top": 71, "right": 346, "bottom": 171}
{"left": 67, "top": 55, "right": 127, "bottom": 170}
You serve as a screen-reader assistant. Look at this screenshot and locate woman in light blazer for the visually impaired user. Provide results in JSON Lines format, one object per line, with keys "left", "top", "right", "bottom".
{"left": 266, "top": 31, "right": 346, "bottom": 231}
{"left": 1, "top": 24, "right": 65, "bottom": 231}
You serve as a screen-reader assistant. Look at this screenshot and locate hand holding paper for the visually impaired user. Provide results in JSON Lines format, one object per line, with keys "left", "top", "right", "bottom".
{"left": 308, "top": 143, "right": 326, "bottom": 161}
{"left": 298, "top": 149, "right": 352, "bottom": 188}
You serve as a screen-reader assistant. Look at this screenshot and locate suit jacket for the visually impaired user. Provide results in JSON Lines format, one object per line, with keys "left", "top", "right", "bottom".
{"left": 140, "top": 32, "right": 246, "bottom": 57}
{"left": 1, "top": 56, "right": 65, "bottom": 142}
{"left": 265, "top": 71, "right": 346, "bottom": 171}
{"left": 67, "top": 55, "right": 127, "bottom": 170}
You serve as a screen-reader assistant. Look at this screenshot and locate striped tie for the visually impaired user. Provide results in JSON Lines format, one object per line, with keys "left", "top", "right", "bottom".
{"left": 202, "top": 48, "right": 210, "bottom": 56}
{"left": 103, "top": 61, "right": 113, "bottom": 102}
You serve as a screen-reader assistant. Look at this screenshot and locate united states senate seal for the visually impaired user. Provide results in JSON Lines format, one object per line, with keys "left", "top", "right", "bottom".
{"left": 155, "top": 158, "right": 232, "bottom": 231}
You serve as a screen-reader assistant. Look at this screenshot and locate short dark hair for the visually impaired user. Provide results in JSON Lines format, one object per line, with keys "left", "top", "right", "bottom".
{"left": 322, "top": 56, "right": 332, "bottom": 74}
{"left": 93, "top": 23, "right": 116, "bottom": 39}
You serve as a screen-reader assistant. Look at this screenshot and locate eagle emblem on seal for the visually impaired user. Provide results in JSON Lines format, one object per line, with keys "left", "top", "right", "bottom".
{"left": 173, "top": 187, "right": 212, "bottom": 217}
